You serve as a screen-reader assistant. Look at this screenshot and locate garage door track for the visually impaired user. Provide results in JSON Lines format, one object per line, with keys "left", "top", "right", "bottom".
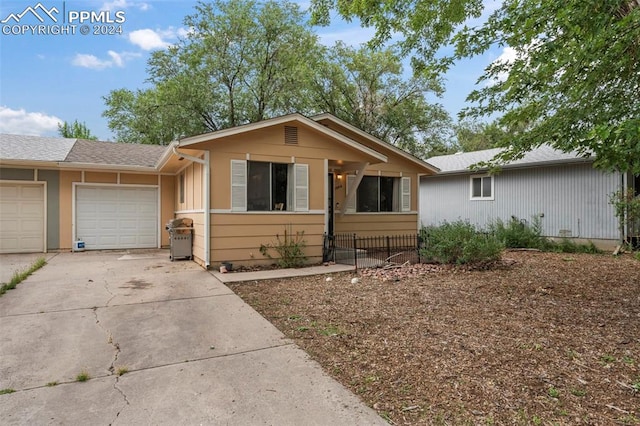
{"left": 0, "top": 251, "right": 384, "bottom": 425}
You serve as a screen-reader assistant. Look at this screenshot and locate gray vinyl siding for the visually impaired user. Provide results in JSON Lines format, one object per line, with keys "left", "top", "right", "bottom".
{"left": 420, "top": 163, "right": 620, "bottom": 241}
{"left": 38, "top": 169, "right": 60, "bottom": 250}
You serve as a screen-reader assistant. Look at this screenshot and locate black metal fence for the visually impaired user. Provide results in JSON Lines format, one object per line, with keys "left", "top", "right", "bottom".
{"left": 323, "top": 233, "right": 423, "bottom": 270}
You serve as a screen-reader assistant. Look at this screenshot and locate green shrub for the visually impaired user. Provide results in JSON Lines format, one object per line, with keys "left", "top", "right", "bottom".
{"left": 490, "top": 216, "right": 549, "bottom": 249}
{"left": 420, "top": 221, "right": 503, "bottom": 265}
{"left": 490, "top": 216, "right": 602, "bottom": 254}
{"left": 260, "top": 225, "right": 307, "bottom": 268}
{"left": 547, "top": 238, "right": 601, "bottom": 254}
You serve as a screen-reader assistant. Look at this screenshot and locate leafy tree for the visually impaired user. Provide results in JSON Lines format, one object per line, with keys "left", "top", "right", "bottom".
{"left": 453, "top": 120, "right": 505, "bottom": 152}
{"left": 104, "top": 0, "right": 322, "bottom": 144}
{"left": 311, "top": 0, "right": 640, "bottom": 174}
{"left": 311, "top": 43, "right": 453, "bottom": 159}
{"left": 103, "top": 87, "right": 205, "bottom": 145}
{"left": 57, "top": 120, "right": 98, "bottom": 140}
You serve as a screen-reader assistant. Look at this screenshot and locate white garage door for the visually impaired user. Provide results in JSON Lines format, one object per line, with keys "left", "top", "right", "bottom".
{"left": 76, "top": 186, "right": 158, "bottom": 250}
{"left": 0, "top": 182, "right": 45, "bottom": 253}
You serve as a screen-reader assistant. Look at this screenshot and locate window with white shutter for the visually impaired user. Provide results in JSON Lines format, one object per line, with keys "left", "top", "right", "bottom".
{"left": 401, "top": 177, "right": 411, "bottom": 212}
{"left": 345, "top": 175, "right": 357, "bottom": 213}
{"left": 231, "top": 160, "right": 247, "bottom": 211}
{"left": 232, "top": 159, "right": 309, "bottom": 211}
{"left": 348, "top": 175, "right": 411, "bottom": 212}
{"left": 294, "top": 163, "right": 308, "bottom": 211}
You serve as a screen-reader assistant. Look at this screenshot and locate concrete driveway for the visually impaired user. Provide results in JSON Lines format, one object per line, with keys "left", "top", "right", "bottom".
{"left": 0, "top": 250, "right": 385, "bottom": 425}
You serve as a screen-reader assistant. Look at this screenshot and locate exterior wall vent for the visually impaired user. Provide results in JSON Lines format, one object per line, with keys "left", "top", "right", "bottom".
{"left": 284, "top": 126, "right": 298, "bottom": 145}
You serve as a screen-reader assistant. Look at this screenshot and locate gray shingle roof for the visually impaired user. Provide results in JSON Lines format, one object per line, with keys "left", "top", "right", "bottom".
{"left": 427, "top": 145, "right": 592, "bottom": 174}
{"left": 64, "top": 139, "right": 167, "bottom": 167}
{"left": 0, "top": 134, "right": 77, "bottom": 162}
{"left": 0, "top": 134, "right": 168, "bottom": 168}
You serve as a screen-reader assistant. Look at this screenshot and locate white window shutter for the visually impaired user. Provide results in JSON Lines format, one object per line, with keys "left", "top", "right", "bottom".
{"left": 294, "top": 163, "right": 309, "bottom": 211}
{"left": 401, "top": 177, "right": 411, "bottom": 212}
{"left": 231, "top": 160, "right": 247, "bottom": 211}
{"left": 345, "top": 175, "right": 356, "bottom": 213}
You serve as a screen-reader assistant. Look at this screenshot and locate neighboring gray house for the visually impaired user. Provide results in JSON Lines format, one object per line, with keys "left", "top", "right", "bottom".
{"left": 420, "top": 145, "right": 638, "bottom": 248}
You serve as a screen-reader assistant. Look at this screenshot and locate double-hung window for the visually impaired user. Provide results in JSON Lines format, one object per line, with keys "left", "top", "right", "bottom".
{"left": 470, "top": 174, "right": 493, "bottom": 200}
{"left": 231, "top": 160, "right": 308, "bottom": 212}
{"left": 346, "top": 175, "right": 411, "bottom": 212}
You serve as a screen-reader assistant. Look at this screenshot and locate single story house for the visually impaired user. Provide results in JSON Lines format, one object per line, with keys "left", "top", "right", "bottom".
{"left": 0, "top": 113, "right": 438, "bottom": 268}
{"left": 419, "top": 145, "right": 639, "bottom": 248}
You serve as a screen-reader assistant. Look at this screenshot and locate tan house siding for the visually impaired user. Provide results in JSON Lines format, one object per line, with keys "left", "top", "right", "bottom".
{"left": 335, "top": 213, "right": 419, "bottom": 236}
{"left": 173, "top": 115, "right": 435, "bottom": 267}
{"left": 84, "top": 171, "right": 117, "bottom": 183}
{"left": 59, "top": 170, "right": 81, "bottom": 250}
{"left": 209, "top": 213, "right": 325, "bottom": 266}
{"left": 120, "top": 173, "right": 157, "bottom": 185}
{"left": 176, "top": 161, "right": 204, "bottom": 212}
{"left": 160, "top": 175, "right": 175, "bottom": 247}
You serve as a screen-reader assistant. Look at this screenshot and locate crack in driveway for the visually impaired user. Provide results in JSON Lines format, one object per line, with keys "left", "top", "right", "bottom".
{"left": 93, "top": 307, "right": 130, "bottom": 425}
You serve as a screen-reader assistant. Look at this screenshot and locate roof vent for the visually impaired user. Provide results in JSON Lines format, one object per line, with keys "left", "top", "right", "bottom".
{"left": 284, "top": 126, "right": 298, "bottom": 145}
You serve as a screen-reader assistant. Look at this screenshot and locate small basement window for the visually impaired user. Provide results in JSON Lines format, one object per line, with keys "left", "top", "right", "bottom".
{"left": 470, "top": 174, "right": 493, "bottom": 200}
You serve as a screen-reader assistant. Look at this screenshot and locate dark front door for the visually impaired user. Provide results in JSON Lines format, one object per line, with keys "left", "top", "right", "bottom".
{"left": 327, "top": 173, "right": 335, "bottom": 236}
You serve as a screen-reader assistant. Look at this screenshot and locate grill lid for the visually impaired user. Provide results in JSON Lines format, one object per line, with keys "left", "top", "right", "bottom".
{"left": 166, "top": 218, "right": 193, "bottom": 229}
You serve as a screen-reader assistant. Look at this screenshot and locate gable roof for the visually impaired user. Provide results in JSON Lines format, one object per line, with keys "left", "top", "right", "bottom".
{"left": 176, "top": 113, "right": 388, "bottom": 164}
{"left": 0, "top": 134, "right": 167, "bottom": 171}
{"left": 427, "top": 145, "right": 593, "bottom": 175}
{"left": 0, "top": 134, "right": 76, "bottom": 162}
{"left": 312, "top": 113, "right": 439, "bottom": 174}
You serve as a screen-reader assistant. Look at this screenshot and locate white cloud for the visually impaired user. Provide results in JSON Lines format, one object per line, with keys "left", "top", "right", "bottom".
{"left": 71, "top": 53, "right": 112, "bottom": 70}
{"left": 486, "top": 41, "right": 540, "bottom": 86}
{"left": 0, "top": 106, "right": 62, "bottom": 135}
{"left": 71, "top": 51, "right": 140, "bottom": 70}
{"left": 128, "top": 27, "right": 188, "bottom": 50}
{"left": 108, "top": 50, "right": 125, "bottom": 67}
{"left": 176, "top": 27, "right": 191, "bottom": 38}
{"left": 128, "top": 28, "right": 171, "bottom": 50}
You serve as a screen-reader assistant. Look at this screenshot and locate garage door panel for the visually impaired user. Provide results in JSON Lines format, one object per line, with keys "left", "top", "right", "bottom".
{"left": 0, "top": 182, "right": 45, "bottom": 253}
{"left": 119, "top": 204, "right": 137, "bottom": 215}
{"left": 0, "top": 203, "right": 19, "bottom": 215}
{"left": 21, "top": 186, "right": 43, "bottom": 198}
{"left": 21, "top": 219, "right": 44, "bottom": 231}
{"left": 21, "top": 202, "right": 44, "bottom": 216}
{"left": 0, "top": 237, "right": 20, "bottom": 251}
{"left": 0, "top": 185, "right": 19, "bottom": 197}
{"left": 76, "top": 186, "right": 158, "bottom": 250}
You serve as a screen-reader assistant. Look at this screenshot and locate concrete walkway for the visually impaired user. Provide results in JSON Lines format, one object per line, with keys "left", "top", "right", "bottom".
{"left": 211, "top": 263, "right": 355, "bottom": 283}
{"left": 0, "top": 250, "right": 384, "bottom": 425}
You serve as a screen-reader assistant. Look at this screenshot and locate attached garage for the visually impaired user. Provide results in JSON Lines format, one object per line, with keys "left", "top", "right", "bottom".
{"left": 0, "top": 181, "right": 45, "bottom": 253}
{"left": 75, "top": 185, "right": 159, "bottom": 250}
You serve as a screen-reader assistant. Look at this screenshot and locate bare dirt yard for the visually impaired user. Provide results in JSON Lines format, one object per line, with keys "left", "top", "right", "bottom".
{"left": 229, "top": 251, "right": 640, "bottom": 425}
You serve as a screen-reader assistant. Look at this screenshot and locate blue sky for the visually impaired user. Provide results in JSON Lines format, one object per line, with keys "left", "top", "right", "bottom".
{"left": 0, "top": 0, "right": 506, "bottom": 140}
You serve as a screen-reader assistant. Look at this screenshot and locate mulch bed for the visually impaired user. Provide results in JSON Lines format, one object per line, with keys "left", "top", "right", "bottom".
{"left": 228, "top": 251, "right": 640, "bottom": 425}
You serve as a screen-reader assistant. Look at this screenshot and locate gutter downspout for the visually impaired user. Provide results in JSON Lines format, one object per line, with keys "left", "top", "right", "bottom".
{"left": 172, "top": 146, "right": 211, "bottom": 269}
